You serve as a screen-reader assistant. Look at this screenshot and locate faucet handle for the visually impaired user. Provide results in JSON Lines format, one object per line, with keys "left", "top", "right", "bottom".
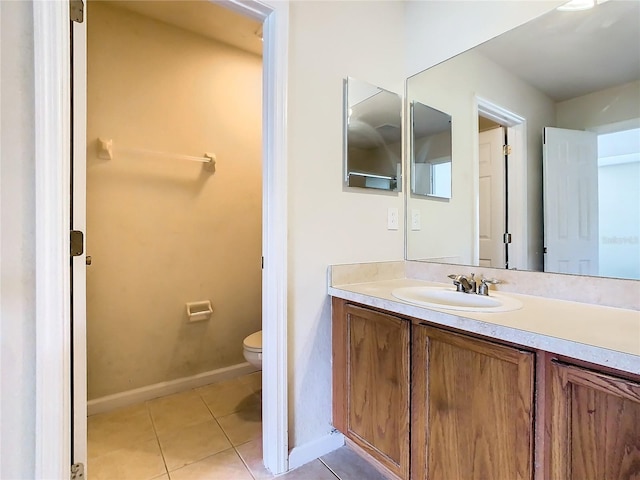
{"left": 477, "top": 277, "right": 502, "bottom": 295}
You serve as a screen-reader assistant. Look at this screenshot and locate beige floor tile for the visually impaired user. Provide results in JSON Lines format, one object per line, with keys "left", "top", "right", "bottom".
{"left": 235, "top": 437, "right": 274, "bottom": 480}
{"left": 239, "top": 371, "right": 262, "bottom": 394}
{"left": 279, "top": 459, "right": 339, "bottom": 480}
{"left": 88, "top": 403, "right": 156, "bottom": 459}
{"left": 147, "top": 390, "right": 213, "bottom": 435}
{"left": 158, "top": 419, "right": 231, "bottom": 471}
{"left": 169, "top": 448, "right": 253, "bottom": 480}
{"left": 320, "top": 446, "right": 389, "bottom": 480}
{"left": 217, "top": 403, "right": 262, "bottom": 446}
{"left": 198, "top": 378, "right": 259, "bottom": 417}
{"left": 88, "top": 437, "right": 166, "bottom": 480}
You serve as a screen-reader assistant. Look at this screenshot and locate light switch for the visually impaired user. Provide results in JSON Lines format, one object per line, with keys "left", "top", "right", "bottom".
{"left": 388, "top": 207, "right": 399, "bottom": 230}
{"left": 411, "top": 209, "right": 421, "bottom": 231}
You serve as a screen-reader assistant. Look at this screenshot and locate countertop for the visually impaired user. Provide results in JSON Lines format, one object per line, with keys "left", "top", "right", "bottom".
{"left": 329, "top": 277, "right": 640, "bottom": 375}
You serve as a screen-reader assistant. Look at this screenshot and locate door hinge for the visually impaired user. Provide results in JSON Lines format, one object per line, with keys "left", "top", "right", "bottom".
{"left": 71, "top": 230, "right": 84, "bottom": 257}
{"left": 70, "top": 463, "right": 84, "bottom": 480}
{"left": 503, "top": 144, "right": 512, "bottom": 156}
{"left": 70, "top": 0, "right": 84, "bottom": 23}
{"left": 503, "top": 232, "right": 512, "bottom": 244}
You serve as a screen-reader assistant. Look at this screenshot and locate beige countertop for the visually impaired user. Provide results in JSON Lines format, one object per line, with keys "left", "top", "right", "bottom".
{"left": 329, "top": 277, "right": 640, "bottom": 375}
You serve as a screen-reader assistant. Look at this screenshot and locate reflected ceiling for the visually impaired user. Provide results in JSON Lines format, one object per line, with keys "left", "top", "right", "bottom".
{"left": 476, "top": 1, "right": 640, "bottom": 101}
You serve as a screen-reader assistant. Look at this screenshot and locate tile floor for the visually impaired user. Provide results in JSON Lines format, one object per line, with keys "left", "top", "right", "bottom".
{"left": 88, "top": 372, "right": 388, "bottom": 480}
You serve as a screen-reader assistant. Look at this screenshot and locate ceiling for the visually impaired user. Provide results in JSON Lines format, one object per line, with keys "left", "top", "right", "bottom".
{"left": 107, "top": 0, "right": 263, "bottom": 56}
{"left": 475, "top": 0, "right": 640, "bottom": 102}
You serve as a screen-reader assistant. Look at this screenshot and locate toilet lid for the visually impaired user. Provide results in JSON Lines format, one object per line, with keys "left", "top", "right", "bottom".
{"left": 243, "top": 330, "right": 262, "bottom": 352}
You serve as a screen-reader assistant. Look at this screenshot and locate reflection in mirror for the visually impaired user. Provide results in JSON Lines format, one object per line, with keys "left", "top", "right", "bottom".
{"left": 406, "top": 0, "right": 640, "bottom": 280}
{"left": 344, "top": 77, "right": 402, "bottom": 191}
{"left": 411, "top": 101, "right": 452, "bottom": 198}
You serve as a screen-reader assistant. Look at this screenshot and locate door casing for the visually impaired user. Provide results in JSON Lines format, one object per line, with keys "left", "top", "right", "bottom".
{"left": 476, "top": 97, "right": 527, "bottom": 271}
{"left": 33, "top": 1, "right": 290, "bottom": 477}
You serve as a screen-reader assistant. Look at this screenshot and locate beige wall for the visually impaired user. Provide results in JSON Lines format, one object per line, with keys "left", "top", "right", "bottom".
{"left": 86, "top": 3, "right": 262, "bottom": 398}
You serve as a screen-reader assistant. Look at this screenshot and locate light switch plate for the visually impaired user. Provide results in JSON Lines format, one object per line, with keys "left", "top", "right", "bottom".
{"left": 388, "top": 207, "right": 399, "bottom": 230}
{"left": 411, "top": 209, "right": 421, "bottom": 231}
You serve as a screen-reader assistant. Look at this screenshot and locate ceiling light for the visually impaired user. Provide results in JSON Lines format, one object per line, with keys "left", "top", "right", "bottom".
{"left": 557, "top": 0, "right": 595, "bottom": 11}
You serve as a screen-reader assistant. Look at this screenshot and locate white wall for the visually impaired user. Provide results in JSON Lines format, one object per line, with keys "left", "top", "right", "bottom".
{"left": 286, "top": 0, "right": 406, "bottom": 449}
{"left": 0, "top": 3, "right": 36, "bottom": 479}
{"left": 86, "top": 3, "right": 262, "bottom": 399}
{"left": 405, "top": 0, "right": 562, "bottom": 77}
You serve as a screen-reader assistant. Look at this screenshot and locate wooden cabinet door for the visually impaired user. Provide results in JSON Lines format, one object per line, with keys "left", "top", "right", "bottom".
{"left": 549, "top": 362, "right": 640, "bottom": 479}
{"left": 412, "top": 323, "right": 534, "bottom": 480}
{"left": 332, "top": 300, "right": 410, "bottom": 479}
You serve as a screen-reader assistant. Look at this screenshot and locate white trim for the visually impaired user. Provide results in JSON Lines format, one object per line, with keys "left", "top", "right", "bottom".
{"left": 87, "top": 363, "right": 258, "bottom": 416}
{"left": 0, "top": 4, "right": 3, "bottom": 471}
{"left": 33, "top": 3, "right": 72, "bottom": 479}
{"left": 288, "top": 432, "right": 345, "bottom": 470}
{"left": 259, "top": 1, "right": 290, "bottom": 475}
{"left": 71, "top": 13, "right": 88, "bottom": 471}
{"left": 476, "top": 97, "right": 528, "bottom": 271}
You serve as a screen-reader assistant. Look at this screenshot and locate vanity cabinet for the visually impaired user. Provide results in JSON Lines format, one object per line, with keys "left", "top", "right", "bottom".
{"left": 549, "top": 362, "right": 640, "bottom": 479}
{"left": 411, "top": 322, "right": 534, "bottom": 480}
{"left": 332, "top": 298, "right": 640, "bottom": 480}
{"left": 332, "top": 300, "right": 410, "bottom": 479}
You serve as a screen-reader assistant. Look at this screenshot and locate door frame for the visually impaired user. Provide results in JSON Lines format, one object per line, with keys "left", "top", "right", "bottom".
{"left": 475, "top": 97, "right": 527, "bottom": 270}
{"left": 32, "top": 1, "right": 290, "bottom": 477}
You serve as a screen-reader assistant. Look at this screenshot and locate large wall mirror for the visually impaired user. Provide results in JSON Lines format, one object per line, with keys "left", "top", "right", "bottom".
{"left": 344, "top": 77, "right": 402, "bottom": 191}
{"left": 406, "top": 0, "right": 640, "bottom": 281}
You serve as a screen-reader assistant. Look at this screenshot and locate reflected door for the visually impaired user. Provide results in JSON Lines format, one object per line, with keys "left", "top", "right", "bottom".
{"left": 479, "top": 127, "right": 506, "bottom": 268}
{"left": 543, "top": 127, "right": 599, "bottom": 275}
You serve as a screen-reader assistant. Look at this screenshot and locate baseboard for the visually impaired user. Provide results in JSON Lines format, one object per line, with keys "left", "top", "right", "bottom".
{"left": 288, "top": 431, "right": 345, "bottom": 470}
{"left": 87, "top": 362, "right": 258, "bottom": 416}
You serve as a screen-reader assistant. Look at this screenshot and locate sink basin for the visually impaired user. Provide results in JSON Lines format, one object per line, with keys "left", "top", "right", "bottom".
{"left": 391, "top": 286, "right": 523, "bottom": 313}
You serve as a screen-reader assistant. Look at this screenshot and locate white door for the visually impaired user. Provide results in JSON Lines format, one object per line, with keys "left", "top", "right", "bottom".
{"left": 72, "top": 12, "right": 88, "bottom": 472}
{"left": 479, "top": 127, "right": 506, "bottom": 268}
{"left": 543, "top": 127, "right": 599, "bottom": 275}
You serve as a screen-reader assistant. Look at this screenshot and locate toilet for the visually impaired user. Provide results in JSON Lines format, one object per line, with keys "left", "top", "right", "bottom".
{"left": 243, "top": 330, "right": 262, "bottom": 370}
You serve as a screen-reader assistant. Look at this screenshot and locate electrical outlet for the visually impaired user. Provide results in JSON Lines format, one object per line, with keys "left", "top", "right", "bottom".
{"left": 388, "top": 207, "right": 399, "bottom": 230}
{"left": 411, "top": 209, "right": 421, "bottom": 231}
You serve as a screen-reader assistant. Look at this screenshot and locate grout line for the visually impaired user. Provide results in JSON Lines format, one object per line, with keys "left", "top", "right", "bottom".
{"left": 197, "top": 379, "right": 262, "bottom": 479}
{"left": 234, "top": 443, "right": 261, "bottom": 480}
{"left": 318, "top": 457, "right": 342, "bottom": 480}
{"left": 145, "top": 400, "right": 171, "bottom": 479}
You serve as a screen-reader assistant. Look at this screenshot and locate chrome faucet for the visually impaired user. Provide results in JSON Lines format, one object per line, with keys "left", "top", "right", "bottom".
{"left": 448, "top": 273, "right": 476, "bottom": 293}
{"left": 449, "top": 273, "right": 502, "bottom": 295}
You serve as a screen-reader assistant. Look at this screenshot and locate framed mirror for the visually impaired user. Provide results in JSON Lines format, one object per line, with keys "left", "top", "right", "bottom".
{"left": 344, "top": 77, "right": 402, "bottom": 191}
{"left": 406, "top": 0, "right": 640, "bottom": 280}
{"left": 411, "top": 101, "right": 452, "bottom": 198}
